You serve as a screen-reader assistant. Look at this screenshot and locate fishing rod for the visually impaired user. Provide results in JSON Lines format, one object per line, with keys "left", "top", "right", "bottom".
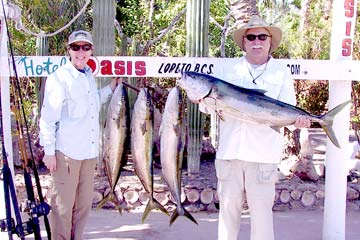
{"left": 11, "top": 89, "right": 47, "bottom": 240}
{"left": 1, "top": 0, "right": 51, "bottom": 238}
{"left": 0, "top": 87, "right": 25, "bottom": 240}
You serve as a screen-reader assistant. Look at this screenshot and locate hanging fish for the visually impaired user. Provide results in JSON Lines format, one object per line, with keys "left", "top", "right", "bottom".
{"left": 97, "top": 83, "right": 130, "bottom": 212}
{"left": 131, "top": 88, "right": 169, "bottom": 223}
{"left": 160, "top": 87, "right": 198, "bottom": 226}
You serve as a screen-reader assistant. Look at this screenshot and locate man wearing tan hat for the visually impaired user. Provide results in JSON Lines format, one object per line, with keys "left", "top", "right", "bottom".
{"left": 39, "top": 30, "right": 118, "bottom": 239}
{"left": 203, "top": 15, "right": 310, "bottom": 240}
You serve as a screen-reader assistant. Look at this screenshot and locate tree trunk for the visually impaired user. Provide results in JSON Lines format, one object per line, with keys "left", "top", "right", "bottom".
{"left": 230, "top": 0, "right": 258, "bottom": 28}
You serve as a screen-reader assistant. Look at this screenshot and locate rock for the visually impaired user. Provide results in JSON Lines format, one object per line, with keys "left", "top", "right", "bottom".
{"left": 123, "top": 189, "right": 139, "bottom": 205}
{"left": 186, "top": 188, "right": 200, "bottom": 204}
{"left": 280, "top": 190, "right": 291, "bottom": 203}
{"left": 315, "top": 190, "right": 325, "bottom": 199}
{"left": 276, "top": 170, "right": 287, "bottom": 181}
{"left": 273, "top": 203, "right": 289, "bottom": 211}
{"left": 92, "top": 191, "right": 103, "bottom": 204}
{"left": 139, "top": 191, "right": 150, "bottom": 205}
{"left": 290, "top": 189, "right": 302, "bottom": 200}
{"left": 291, "top": 156, "right": 319, "bottom": 182}
{"left": 347, "top": 187, "right": 360, "bottom": 200}
{"left": 200, "top": 188, "right": 214, "bottom": 205}
{"left": 206, "top": 203, "right": 219, "bottom": 213}
{"left": 279, "top": 155, "right": 298, "bottom": 176}
{"left": 299, "top": 128, "right": 314, "bottom": 156}
{"left": 301, "top": 190, "right": 315, "bottom": 207}
{"left": 154, "top": 191, "right": 169, "bottom": 206}
{"left": 296, "top": 183, "right": 319, "bottom": 192}
{"left": 290, "top": 200, "right": 304, "bottom": 209}
{"left": 185, "top": 204, "right": 199, "bottom": 213}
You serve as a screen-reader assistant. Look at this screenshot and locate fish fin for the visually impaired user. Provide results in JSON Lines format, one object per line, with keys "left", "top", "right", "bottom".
{"left": 173, "top": 124, "right": 180, "bottom": 136}
{"left": 169, "top": 206, "right": 198, "bottom": 226}
{"left": 250, "top": 88, "right": 267, "bottom": 94}
{"left": 320, "top": 100, "right": 351, "bottom": 148}
{"left": 183, "top": 207, "right": 198, "bottom": 225}
{"left": 271, "top": 126, "right": 281, "bottom": 133}
{"left": 140, "top": 122, "right": 147, "bottom": 135}
{"left": 96, "top": 192, "right": 123, "bottom": 214}
{"left": 215, "top": 110, "right": 225, "bottom": 121}
{"left": 142, "top": 198, "right": 169, "bottom": 223}
{"left": 96, "top": 193, "right": 110, "bottom": 210}
{"left": 169, "top": 209, "right": 179, "bottom": 226}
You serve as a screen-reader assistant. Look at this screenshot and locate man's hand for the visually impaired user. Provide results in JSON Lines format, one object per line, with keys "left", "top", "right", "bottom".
{"left": 43, "top": 155, "right": 57, "bottom": 172}
{"left": 110, "top": 77, "right": 122, "bottom": 91}
{"left": 294, "top": 115, "right": 311, "bottom": 128}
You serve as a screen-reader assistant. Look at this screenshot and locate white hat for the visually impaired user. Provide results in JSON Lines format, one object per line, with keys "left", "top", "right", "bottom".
{"left": 233, "top": 15, "right": 282, "bottom": 53}
{"left": 68, "top": 30, "right": 93, "bottom": 45}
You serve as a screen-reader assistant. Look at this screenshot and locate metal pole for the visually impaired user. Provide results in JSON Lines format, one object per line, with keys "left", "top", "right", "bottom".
{"left": 323, "top": 0, "right": 357, "bottom": 239}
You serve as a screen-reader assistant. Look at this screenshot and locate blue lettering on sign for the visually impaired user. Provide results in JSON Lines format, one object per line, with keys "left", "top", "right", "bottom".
{"left": 287, "top": 64, "right": 301, "bottom": 75}
{"left": 16, "top": 56, "right": 68, "bottom": 76}
{"left": 158, "top": 62, "right": 214, "bottom": 74}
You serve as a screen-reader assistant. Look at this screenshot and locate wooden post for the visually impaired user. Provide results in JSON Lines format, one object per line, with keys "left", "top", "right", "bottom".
{"left": 185, "top": 0, "right": 210, "bottom": 176}
{"left": 92, "top": 0, "right": 116, "bottom": 172}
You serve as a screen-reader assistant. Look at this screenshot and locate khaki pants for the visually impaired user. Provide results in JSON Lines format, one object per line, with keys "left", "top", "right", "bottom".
{"left": 49, "top": 151, "right": 97, "bottom": 240}
{"left": 215, "top": 159, "right": 277, "bottom": 240}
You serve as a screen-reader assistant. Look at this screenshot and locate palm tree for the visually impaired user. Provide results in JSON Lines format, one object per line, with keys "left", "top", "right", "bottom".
{"left": 230, "top": 0, "right": 258, "bottom": 27}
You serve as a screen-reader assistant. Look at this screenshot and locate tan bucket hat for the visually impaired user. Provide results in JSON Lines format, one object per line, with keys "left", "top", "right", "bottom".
{"left": 233, "top": 15, "right": 282, "bottom": 53}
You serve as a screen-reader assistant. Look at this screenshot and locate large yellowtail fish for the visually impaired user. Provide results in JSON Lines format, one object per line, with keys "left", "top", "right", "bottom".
{"left": 160, "top": 87, "right": 198, "bottom": 226}
{"left": 131, "top": 88, "right": 169, "bottom": 223}
{"left": 98, "top": 83, "right": 130, "bottom": 212}
{"left": 177, "top": 71, "right": 351, "bottom": 148}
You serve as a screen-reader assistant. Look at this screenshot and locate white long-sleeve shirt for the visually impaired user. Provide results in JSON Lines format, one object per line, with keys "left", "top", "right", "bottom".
{"left": 39, "top": 61, "right": 112, "bottom": 160}
{"left": 201, "top": 57, "right": 296, "bottom": 164}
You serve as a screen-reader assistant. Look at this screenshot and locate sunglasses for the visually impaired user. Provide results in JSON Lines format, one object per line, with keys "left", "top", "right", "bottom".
{"left": 69, "top": 44, "right": 92, "bottom": 51}
{"left": 244, "top": 34, "right": 271, "bottom": 41}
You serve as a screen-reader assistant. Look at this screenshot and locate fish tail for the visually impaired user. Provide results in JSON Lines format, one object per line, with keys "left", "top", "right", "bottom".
{"left": 96, "top": 192, "right": 123, "bottom": 214}
{"left": 142, "top": 197, "right": 169, "bottom": 223}
{"left": 169, "top": 206, "right": 198, "bottom": 226}
{"left": 96, "top": 192, "right": 110, "bottom": 210}
{"left": 320, "top": 100, "right": 351, "bottom": 148}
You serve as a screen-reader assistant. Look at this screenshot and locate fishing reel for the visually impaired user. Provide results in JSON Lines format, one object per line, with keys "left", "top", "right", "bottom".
{"left": 0, "top": 217, "right": 28, "bottom": 237}
{"left": 25, "top": 200, "right": 51, "bottom": 219}
{"left": 21, "top": 200, "right": 51, "bottom": 236}
{"left": 0, "top": 201, "right": 50, "bottom": 237}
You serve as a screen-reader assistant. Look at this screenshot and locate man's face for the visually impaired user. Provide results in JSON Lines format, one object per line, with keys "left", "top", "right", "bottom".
{"left": 243, "top": 27, "right": 272, "bottom": 64}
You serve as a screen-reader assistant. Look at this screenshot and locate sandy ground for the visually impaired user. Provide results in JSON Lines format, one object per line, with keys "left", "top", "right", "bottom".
{"left": 14, "top": 209, "right": 359, "bottom": 240}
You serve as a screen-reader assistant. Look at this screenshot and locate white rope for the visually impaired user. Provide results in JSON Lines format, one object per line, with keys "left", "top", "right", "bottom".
{"left": 8, "top": 0, "right": 90, "bottom": 38}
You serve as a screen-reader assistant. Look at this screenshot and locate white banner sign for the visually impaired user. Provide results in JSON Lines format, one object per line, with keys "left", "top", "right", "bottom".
{"left": 6, "top": 56, "right": 360, "bottom": 81}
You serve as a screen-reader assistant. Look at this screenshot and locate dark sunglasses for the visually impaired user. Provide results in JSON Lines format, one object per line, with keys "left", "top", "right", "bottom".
{"left": 69, "top": 44, "right": 92, "bottom": 51}
{"left": 244, "top": 34, "right": 271, "bottom": 41}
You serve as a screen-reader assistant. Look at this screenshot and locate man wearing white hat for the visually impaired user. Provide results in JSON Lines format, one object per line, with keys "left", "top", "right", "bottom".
{"left": 39, "top": 30, "right": 118, "bottom": 239}
{"left": 205, "top": 15, "right": 310, "bottom": 240}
